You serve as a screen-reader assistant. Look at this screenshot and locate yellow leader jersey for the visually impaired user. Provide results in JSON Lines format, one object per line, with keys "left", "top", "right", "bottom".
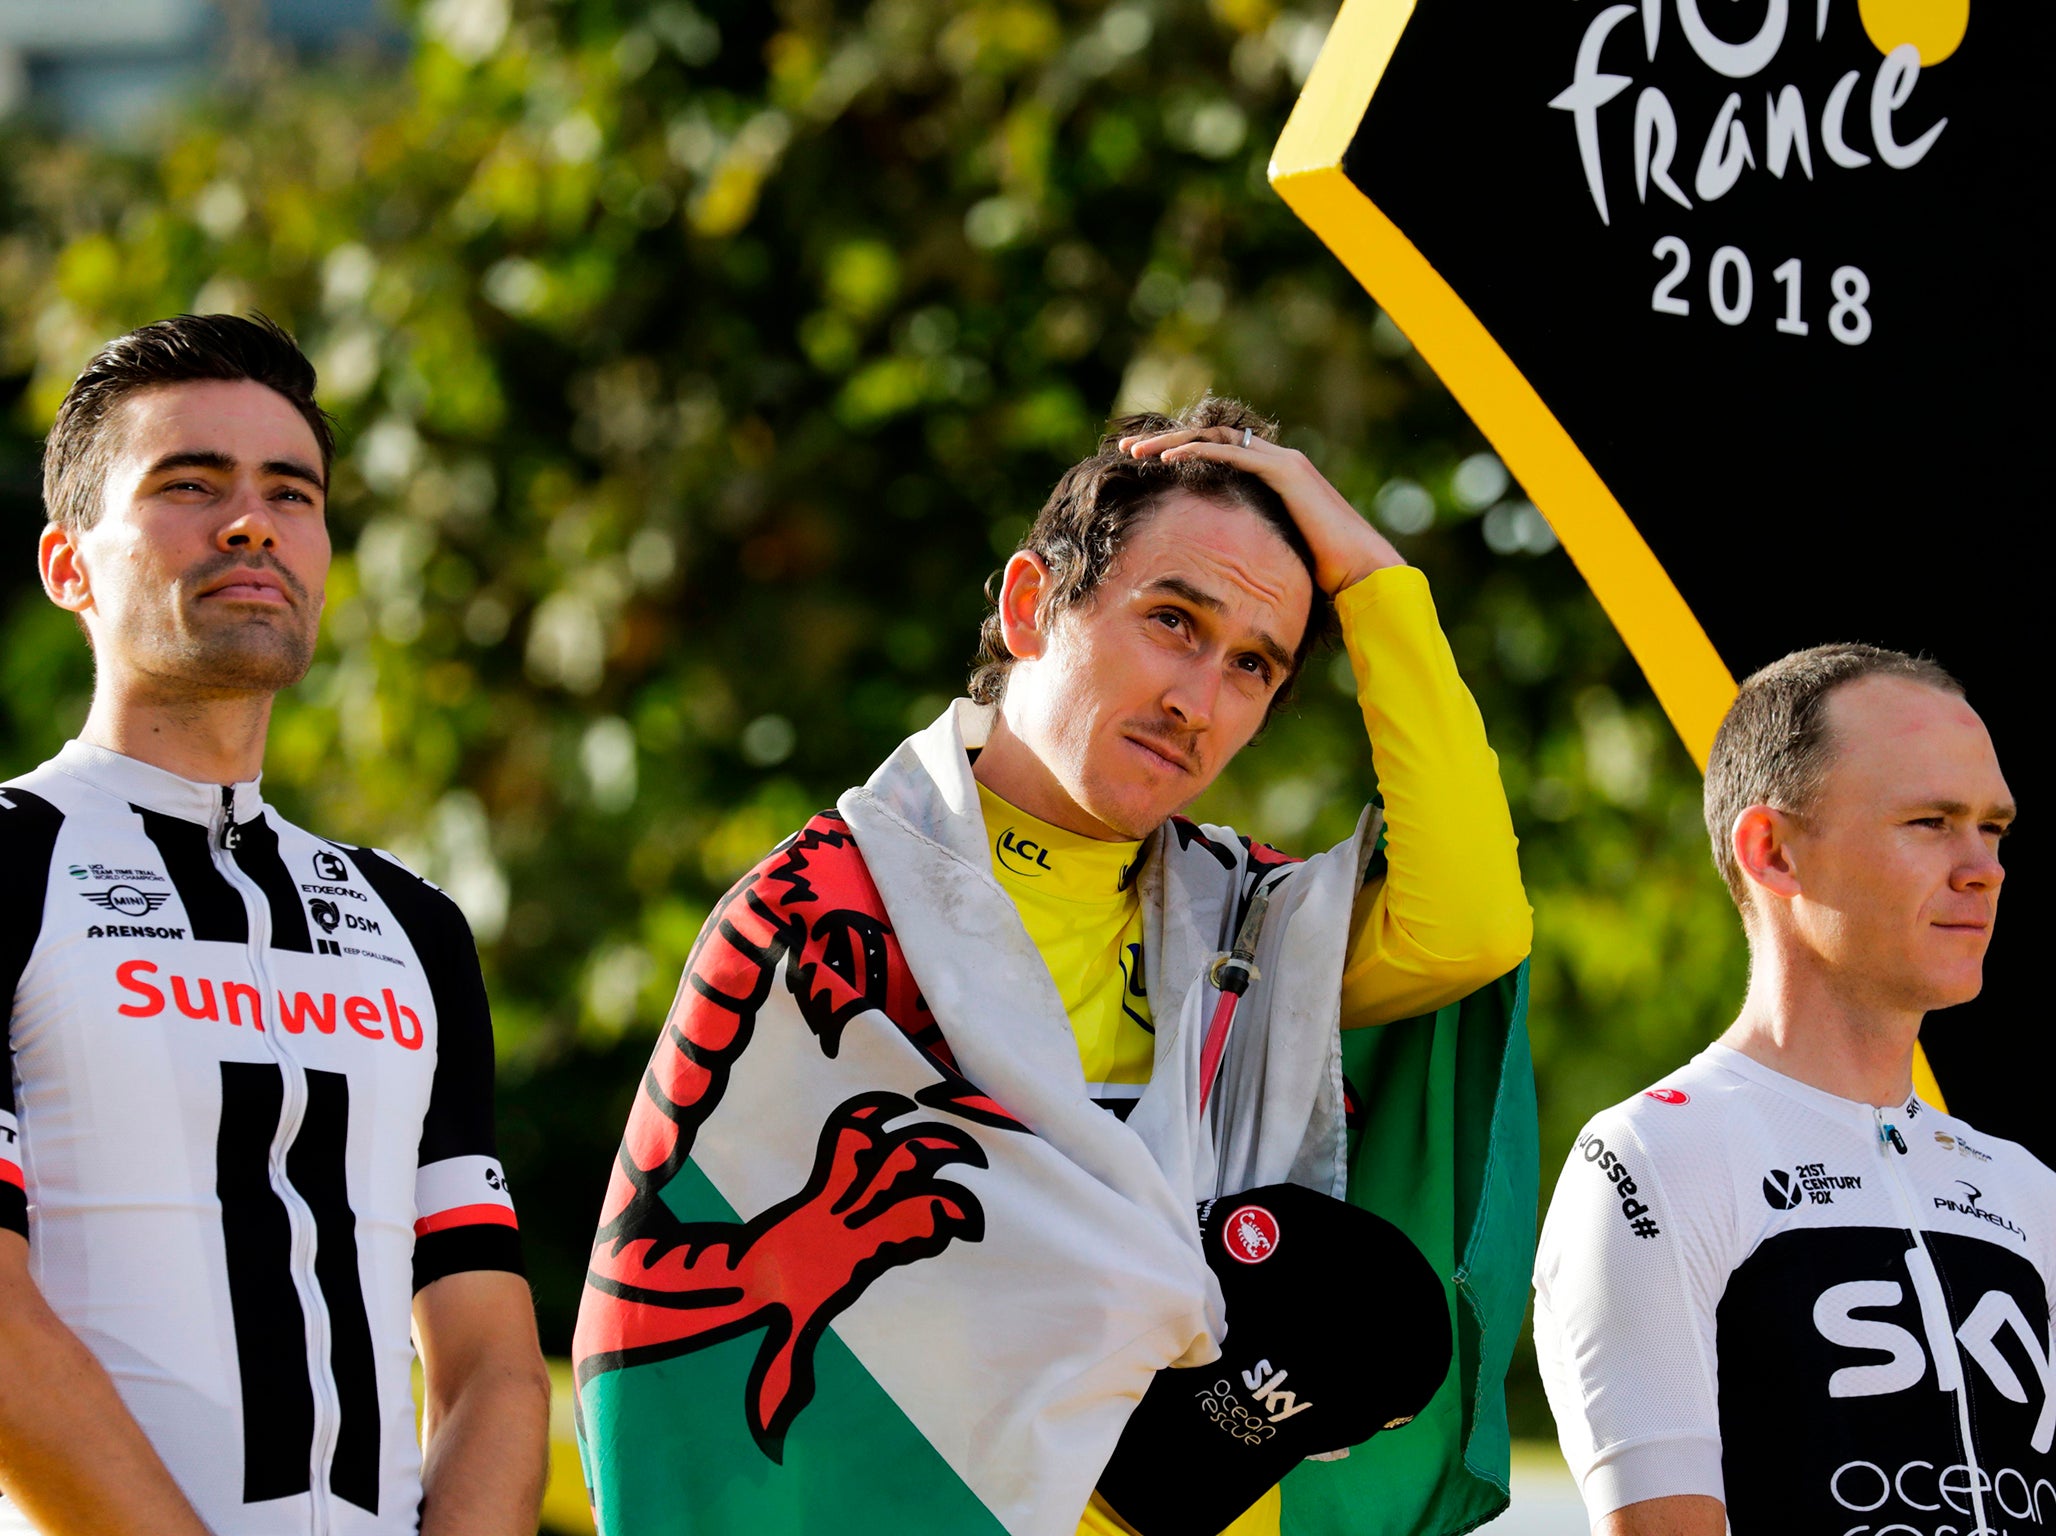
{"left": 977, "top": 565, "right": 1531, "bottom": 1536}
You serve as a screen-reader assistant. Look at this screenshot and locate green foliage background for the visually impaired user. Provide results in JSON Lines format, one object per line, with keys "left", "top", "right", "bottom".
{"left": 0, "top": 0, "right": 1744, "bottom": 1437}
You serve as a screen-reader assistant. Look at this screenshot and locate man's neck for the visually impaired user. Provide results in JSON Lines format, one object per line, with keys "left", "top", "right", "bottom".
{"left": 77, "top": 680, "right": 274, "bottom": 787}
{"left": 1719, "top": 939, "right": 1923, "bottom": 1109}
{"left": 972, "top": 712, "right": 1131, "bottom": 842}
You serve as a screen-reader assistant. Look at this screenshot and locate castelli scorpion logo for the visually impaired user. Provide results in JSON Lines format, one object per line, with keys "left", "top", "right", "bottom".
{"left": 573, "top": 813, "right": 1028, "bottom": 1463}
{"left": 1224, "top": 1204, "right": 1282, "bottom": 1265}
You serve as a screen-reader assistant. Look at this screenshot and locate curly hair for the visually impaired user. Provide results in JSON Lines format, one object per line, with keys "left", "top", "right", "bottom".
{"left": 968, "top": 396, "right": 1335, "bottom": 711}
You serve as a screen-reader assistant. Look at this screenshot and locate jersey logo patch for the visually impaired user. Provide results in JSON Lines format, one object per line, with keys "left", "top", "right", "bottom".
{"left": 1644, "top": 1087, "right": 1690, "bottom": 1105}
{"left": 82, "top": 885, "right": 169, "bottom": 916}
{"left": 1575, "top": 1131, "right": 1661, "bottom": 1238}
{"left": 1224, "top": 1205, "right": 1282, "bottom": 1265}
{"left": 1764, "top": 1163, "right": 1863, "bottom": 1210}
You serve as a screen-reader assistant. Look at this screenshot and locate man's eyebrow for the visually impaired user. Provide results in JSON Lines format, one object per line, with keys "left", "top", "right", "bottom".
{"left": 144, "top": 450, "right": 237, "bottom": 478}
{"left": 1143, "top": 576, "right": 1224, "bottom": 613}
{"left": 144, "top": 450, "right": 326, "bottom": 491}
{"left": 264, "top": 458, "right": 326, "bottom": 490}
{"left": 1143, "top": 575, "right": 1294, "bottom": 674}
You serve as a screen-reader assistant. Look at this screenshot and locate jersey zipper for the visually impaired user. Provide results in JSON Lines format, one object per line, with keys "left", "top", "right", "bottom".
{"left": 215, "top": 785, "right": 340, "bottom": 1536}
{"left": 1871, "top": 1101, "right": 1988, "bottom": 1536}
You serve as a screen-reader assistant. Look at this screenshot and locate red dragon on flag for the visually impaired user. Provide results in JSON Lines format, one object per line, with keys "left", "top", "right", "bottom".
{"left": 573, "top": 814, "right": 1028, "bottom": 1460}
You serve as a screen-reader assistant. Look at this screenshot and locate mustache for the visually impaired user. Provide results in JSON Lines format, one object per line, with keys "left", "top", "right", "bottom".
{"left": 183, "top": 550, "right": 310, "bottom": 606}
{"left": 1124, "top": 720, "right": 1200, "bottom": 768}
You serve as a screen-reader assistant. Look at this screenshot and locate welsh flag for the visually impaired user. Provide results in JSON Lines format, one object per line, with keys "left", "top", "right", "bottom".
{"left": 572, "top": 813, "right": 1535, "bottom": 1536}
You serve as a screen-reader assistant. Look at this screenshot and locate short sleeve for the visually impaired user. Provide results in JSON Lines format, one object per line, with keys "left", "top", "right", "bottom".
{"left": 0, "top": 785, "right": 65, "bottom": 1239}
{"left": 345, "top": 847, "right": 523, "bottom": 1291}
{"left": 1532, "top": 1109, "right": 1732, "bottom": 1522}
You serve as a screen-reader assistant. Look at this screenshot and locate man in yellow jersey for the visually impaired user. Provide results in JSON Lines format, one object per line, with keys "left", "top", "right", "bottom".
{"left": 574, "top": 397, "right": 1530, "bottom": 1536}
{"left": 964, "top": 400, "right": 1527, "bottom": 1535}
{"left": 965, "top": 403, "right": 1525, "bottom": 1126}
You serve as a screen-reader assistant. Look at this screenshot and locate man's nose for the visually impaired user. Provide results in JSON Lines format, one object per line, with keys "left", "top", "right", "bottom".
{"left": 215, "top": 482, "right": 278, "bottom": 551}
{"left": 1953, "top": 834, "right": 2005, "bottom": 894}
{"left": 1162, "top": 661, "right": 1218, "bottom": 730}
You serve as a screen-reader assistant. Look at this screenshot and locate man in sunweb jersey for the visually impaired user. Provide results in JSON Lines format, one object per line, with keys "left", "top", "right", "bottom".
{"left": 1533, "top": 646, "right": 2055, "bottom": 1535}
{"left": 0, "top": 315, "right": 548, "bottom": 1535}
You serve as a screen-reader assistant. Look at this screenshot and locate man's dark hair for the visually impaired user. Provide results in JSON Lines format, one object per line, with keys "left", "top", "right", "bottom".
{"left": 1703, "top": 643, "right": 1965, "bottom": 910}
{"left": 968, "top": 396, "right": 1335, "bottom": 710}
{"left": 42, "top": 313, "right": 334, "bottom": 533}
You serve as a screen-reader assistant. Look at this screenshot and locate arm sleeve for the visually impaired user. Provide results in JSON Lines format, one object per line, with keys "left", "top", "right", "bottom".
{"left": 346, "top": 847, "right": 523, "bottom": 1291}
{"left": 1332, "top": 567, "right": 1531, "bottom": 1027}
{"left": 0, "top": 786, "right": 65, "bottom": 1240}
{"left": 1532, "top": 1110, "right": 1732, "bottom": 1523}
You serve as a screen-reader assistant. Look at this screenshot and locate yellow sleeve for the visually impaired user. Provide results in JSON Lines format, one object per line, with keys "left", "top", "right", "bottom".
{"left": 1334, "top": 565, "right": 1531, "bottom": 1028}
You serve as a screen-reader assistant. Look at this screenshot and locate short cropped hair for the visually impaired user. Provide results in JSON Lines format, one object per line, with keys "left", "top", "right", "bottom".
{"left": 1703, "top": 643, "right": 1964, "bottom": 909}
{"left": 43, "top": 313, "right": 334, "bottom": 534}
{"left": 968, "top": 396, "right": 1335, "bottom": 710}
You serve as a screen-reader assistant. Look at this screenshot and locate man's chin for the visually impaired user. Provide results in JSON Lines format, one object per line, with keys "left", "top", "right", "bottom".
{"left": 167, "top": 627, "right": 317, "bottom": 693}
{"left": 1913, "top": 967, "right": 1986, "bottom": 1016}
{"left": 1074, "top": 785, "right": 1189, "bottom": 842}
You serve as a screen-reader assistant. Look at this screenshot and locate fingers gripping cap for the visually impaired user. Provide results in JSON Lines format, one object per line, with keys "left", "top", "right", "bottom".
{"left": 1095, "top": 1184, "right": 1452, "bottom": 1536}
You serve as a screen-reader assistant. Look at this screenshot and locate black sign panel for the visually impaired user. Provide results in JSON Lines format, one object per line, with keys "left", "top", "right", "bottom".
{"left": 1273, "top": 1, "right": 2049, "bottom": 1157}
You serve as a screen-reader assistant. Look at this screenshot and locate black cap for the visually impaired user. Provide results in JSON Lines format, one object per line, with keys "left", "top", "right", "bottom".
{"left": 1094, "top": 1184, "right": 1452, "bottom": 1536}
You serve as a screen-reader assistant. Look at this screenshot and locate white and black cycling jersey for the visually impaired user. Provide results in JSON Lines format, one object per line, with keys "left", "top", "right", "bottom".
{"left": 1534, "top": 1043, "right": 2055, "bottom": 1535}
{"left": 0, "top": 742, "right": 522, "bottom": 1536}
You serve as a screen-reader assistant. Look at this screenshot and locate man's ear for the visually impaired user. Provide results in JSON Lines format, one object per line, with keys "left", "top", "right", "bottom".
{"left": 995, "top": 551, "right": 1052, "bottom": 663}
{"left": 39, "top": 522, "right": 92, "bottom": 615}
{"left": 1733, "top": 804, "right": 1804, "bottom": 904}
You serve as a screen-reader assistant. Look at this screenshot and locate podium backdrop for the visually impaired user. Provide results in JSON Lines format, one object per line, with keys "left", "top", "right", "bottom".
{"left": 1271, "top": 0, "right": 2048, "bottom": 1161}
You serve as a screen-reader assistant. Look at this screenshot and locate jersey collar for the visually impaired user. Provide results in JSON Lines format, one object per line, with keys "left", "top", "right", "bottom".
{"left": 54, "top": 739, "right": 267, "bottom": 826}
{"left": 975, "top": 781, "right": 1142, "bottom": 902}
{"left": 1700, "top": 1041, "right": 1928, "bottom": 1125}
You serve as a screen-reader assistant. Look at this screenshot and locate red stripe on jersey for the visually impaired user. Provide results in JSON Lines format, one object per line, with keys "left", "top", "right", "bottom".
{"left": 414, "top": 1202, "right": 519, "bottom": 1237}
{"left": 0, "top": 1160, "right": 22, "bottom": 1190}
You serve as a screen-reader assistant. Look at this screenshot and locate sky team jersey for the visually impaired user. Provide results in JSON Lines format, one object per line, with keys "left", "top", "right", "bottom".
{"left": 0, "top": 741, "right": 521, "bottom": 1536}
{"left": 1533, "top": 1044, "right": 2056, "bottom": 1534}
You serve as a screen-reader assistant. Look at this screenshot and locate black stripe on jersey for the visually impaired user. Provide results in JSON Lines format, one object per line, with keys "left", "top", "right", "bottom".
{"left": 138, "top": 807, "right": 247, "bottom": 943}
{"left": 343, "top": 847, "right": 525, "bottom": 1290}
{"left": 230, "top": 814, "right": 313, "bottom": 954}
{"left": 287, "top": 1069, "right": 380, "bottom": 1513}
{"left": 218, "top": 1061, "right": 315, "bottom": 1503}
{"left": 0, "top": 785, "right": 64, "bottom": 1238}
{"left": 415, "top": 1224, "right": 525, "bottom": 1291}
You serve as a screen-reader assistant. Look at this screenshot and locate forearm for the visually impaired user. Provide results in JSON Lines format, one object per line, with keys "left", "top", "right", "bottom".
{"left": 418, "top": 1357, "right": 551, "bottom": 1536}
{"left": 1337, "top": 567, "right": 1529, "bottom": 1024}
{"left": 0, "top": 1290, "right": 212, "bottom": 1535}
{"left": 1597, "top": 1494, "right": 1727, "bottom": 1535}
{"left": 415, "top": 1267, "right": 551, "bottom": 1536}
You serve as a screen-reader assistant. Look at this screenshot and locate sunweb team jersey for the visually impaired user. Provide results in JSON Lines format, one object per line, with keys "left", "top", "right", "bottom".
{"left": 0, "top": 742, "right": 522, "bottom": 1536}
{"left": 1534, "top": 1044, "right": 2056, "bottom": 1535}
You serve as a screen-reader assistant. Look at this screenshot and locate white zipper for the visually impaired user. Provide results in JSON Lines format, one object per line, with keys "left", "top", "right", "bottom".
{"left": 1871, "top": 1102, "right": 1988, "bottom": 1536}
{"left": 213, "top": 787, "right": 338, "bottom": 1536}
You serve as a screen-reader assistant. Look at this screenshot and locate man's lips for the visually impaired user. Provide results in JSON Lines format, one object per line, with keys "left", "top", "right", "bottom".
{"left": 197, "top": 569, "right": 291, "bottom": 605}
{"left": 1123, "top": 733, "right": 1196, "bottom": 774}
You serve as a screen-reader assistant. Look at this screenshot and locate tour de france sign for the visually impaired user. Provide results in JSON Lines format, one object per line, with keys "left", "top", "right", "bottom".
{"left": 1271, "top": 1, "right": 2043, "bottom": 1148}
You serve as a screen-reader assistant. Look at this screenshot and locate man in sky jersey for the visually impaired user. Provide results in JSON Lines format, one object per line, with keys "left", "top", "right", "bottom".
{"left": 1533, "top": 645, "right": 2053, "bottom": 1535}
{"left": 576, "top": 399, "right": 1533, "bottom": 1536}
{"left": 0, "top": 315, "right": 549, "bottom": 1535}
